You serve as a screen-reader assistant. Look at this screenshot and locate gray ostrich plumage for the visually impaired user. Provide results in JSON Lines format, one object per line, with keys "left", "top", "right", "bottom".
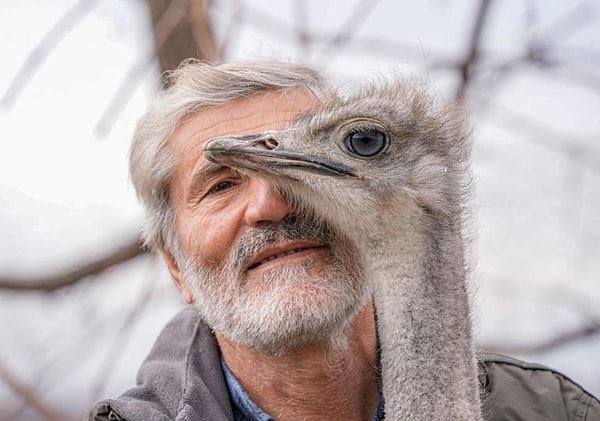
{"left": 204, "top": 78, "right": 483, "bottom": 420}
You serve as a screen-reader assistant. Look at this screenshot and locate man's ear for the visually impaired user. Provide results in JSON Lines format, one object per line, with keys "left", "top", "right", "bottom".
{"left": 162, "top": 248, "right": 194, "bottom": 304}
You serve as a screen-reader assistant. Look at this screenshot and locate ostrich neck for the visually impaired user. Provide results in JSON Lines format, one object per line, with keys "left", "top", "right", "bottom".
{"left": 363, "top": 214, "right": 482, "bottom": 420}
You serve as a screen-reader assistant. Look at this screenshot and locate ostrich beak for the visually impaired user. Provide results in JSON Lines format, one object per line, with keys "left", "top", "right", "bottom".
{"left": 203, "top": 132, "right": 357, "bottom": 177}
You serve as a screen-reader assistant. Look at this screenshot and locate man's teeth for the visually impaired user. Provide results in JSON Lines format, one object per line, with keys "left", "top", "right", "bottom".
{"left": 253, "top": 248, "right": 307, "bottom": 268}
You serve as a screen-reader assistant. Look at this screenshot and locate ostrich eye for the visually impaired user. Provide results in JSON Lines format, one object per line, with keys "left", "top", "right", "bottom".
{"left": 343, "top": 129, "right": 388, "bottom": 157}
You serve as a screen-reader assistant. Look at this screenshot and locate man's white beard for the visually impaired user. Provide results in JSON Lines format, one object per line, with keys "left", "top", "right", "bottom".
{"left": 174, "top": 214, "right": 369, "bottom": 355}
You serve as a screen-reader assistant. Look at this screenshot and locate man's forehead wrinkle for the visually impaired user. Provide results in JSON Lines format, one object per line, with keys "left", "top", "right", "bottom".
{"left": 174, "top": 104, "right": 314, "bottom": 148}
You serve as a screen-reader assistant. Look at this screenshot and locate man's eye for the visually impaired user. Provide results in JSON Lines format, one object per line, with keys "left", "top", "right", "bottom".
{"left": 210, "top": 180, "right": 234, "bottom": 194}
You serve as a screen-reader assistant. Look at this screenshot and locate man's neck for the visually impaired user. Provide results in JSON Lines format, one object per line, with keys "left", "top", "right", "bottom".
{"left": 216, "top": 301, "right": 378, "bottom": 421}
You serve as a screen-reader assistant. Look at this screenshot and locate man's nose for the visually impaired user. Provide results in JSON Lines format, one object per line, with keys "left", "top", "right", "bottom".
{"left": 244, "top": 178, "right": 290, "bottom": 226}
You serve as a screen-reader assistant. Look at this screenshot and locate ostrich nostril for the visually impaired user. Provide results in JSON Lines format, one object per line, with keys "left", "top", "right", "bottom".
{"left": 242, "top": 131, "right": 281, "bottom": 151}
{"left": 251, "top": 136, "right": 279, "bottom": 150}
{"left": 264, "top": 137, "right": 278, "bottom": 150}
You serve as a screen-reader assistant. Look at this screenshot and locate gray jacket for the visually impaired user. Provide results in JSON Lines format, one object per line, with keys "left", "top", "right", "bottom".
{"left": 86, "top": 308, "right": 600, "bottom": 421}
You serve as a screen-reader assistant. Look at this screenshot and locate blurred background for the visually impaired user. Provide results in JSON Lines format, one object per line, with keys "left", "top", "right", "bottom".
{"left": 0, "top": 0, "right": 599, "bottom": 419}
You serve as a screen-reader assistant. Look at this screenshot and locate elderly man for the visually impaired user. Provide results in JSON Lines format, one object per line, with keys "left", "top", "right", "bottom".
{"left": 87, "top": 60, "right": 599, "bottom": 421}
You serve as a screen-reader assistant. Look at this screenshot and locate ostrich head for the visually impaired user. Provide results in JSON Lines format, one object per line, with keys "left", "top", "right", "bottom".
{"left": 203, "top": 78, "right": 471, "bottom": 250}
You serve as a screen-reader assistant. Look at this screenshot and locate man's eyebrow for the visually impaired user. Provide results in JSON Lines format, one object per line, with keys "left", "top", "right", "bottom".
{"left": 187, "top": 164, "right": 231, "bottom": 199}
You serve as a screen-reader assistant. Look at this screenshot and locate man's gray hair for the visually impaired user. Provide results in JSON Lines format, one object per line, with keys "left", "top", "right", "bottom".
{"left": 130, "top": 59, "right": 334, "bottom": 251}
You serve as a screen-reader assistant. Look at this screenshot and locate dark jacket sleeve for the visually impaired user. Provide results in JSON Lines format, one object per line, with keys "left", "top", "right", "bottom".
{"left": 481, "top": 353, "right": 600, "bottom": 421}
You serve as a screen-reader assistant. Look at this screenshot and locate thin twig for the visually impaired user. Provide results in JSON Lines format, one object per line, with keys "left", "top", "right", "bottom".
{"left": 489, "top": 104, "right": 600, "bottom": 176}
{"left": 535, "top": 0, "right": 598, "bottom": 45}
{"left": 454, "top": 0, "right": 495, "bottom": 100}
{"left": 1, "top": 0, "right": 101, "bottom": 109}
{"left": 84, "top": 255, "right": 159, "bottom": 409}
{"left": 292, "top": 0, "right": 310, "bottom": 60}
{"left": 225, "top": 1, "right": 437, "bottom": 66}
{"left": 315, "top": 0, "right": 383, "bottom": 63}
{"left": 240, "top": 2, "right": 294, "bottom": 40}
{"left": 541, "top": 64, "right": 600, "bottom": 96}
{"left": 0, "top": 359, "right": 69, "bottom": 421}
{"left": 473, "top": 0, "right": 600, "bottom": 99}
{"left": 0, "top": 239, "right": 146, "bottom": 291}
{"left": 189, "top": 0, "right": 221, "bottom": 63}
{"left": 482, "top": 320, "right": 600, "bottom": 354}
{"left": 95, "top": 0, "right": 190, "bottom": 135}
{"left": 213, "top": 0, "right": 243, "bottom": 60}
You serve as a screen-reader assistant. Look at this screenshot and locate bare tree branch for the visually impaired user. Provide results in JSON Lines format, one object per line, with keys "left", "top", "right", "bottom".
{"left": 1, "top": 0, "right": 101, "bottom": 109}
{"left": 489, "top": 104, "right": 600, "bottom": 176}
{"left": 226, "top": 0, "right": 387, "bottom": 65}
{"left": 93, "top": 57, "right": 157, "bottom": 136}
{"left": 555, "top": 46, "right": 600, "bottom": 67}
{"left": 315, "top": 0, "right": 383, "bottom": 63}
{"left": 344, "top": 35, "right": 448, "bottom": 65}
{"left": 147, "top": 0, "right": 221, "bottom": 75}
{"left": 219, "top": 1, "right": 441, "bottom": 67}
{"left": 0, "top": 239, "right": 146, "bottom": 291}
{"left": 83, "top": 256, "right": 159, "bottom": 411}
{"left": 466, "top": 1, "right": 600, "bottom": 102}
{"left": 96, "top": 0, "right": 221, "bottom": 135}
{"left": 292, "top": 0, "right": 310, "bottom": 60}
{"left": 0, "top": 359, "right": 69, "bottom": 421}
{"left": 454, "top": 0, "right": 495, "bottom": 100}
{"left": 146, "top": 0, "right": 195, "bottom": 75}
{"left": 225, "top": 2, "right": 294, "bottom": 43}
{"left": 95, "top": 0, "right": 190, "bottom": 135}
{"left": 213, "top": 0, "right": 243, "bottom": 60}
{"left": 482, "top": 320, "right": 600, "bottom": 354}
{"left": 535, "top": 0, "right": 598, "bottom": 46}
{"left": 547, "top": 67, "right": 600, "bottom": 97}
{"left": 189, "top": 0, "right": 220, "bottom": 63}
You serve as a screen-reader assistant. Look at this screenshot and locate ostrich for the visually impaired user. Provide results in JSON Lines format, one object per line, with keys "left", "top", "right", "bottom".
{"left": 203, "top": 77, "right": 483, "bottom": 420}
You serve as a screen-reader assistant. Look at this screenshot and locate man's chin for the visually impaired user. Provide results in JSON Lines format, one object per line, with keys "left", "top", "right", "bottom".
{"left": 216, "top": 314, "right": 355, "bottom": 356}
{"left": 187, "top": 247, "right": 368, "bottom": 354}
{"left": 206, "top": 286, "right": 369, "bottom": 355}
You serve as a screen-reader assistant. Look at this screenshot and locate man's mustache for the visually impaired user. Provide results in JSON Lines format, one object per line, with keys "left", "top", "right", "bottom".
{"left": 229, "top": 212, "right": 336, "bottom": 271}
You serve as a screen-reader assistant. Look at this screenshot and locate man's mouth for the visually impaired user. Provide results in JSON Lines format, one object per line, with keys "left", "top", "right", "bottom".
{"left": 246, "top": 243, "right": 324, "bottom": 271}
{"left": 248, "top": 248, "right": 309, "bottom": 270}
